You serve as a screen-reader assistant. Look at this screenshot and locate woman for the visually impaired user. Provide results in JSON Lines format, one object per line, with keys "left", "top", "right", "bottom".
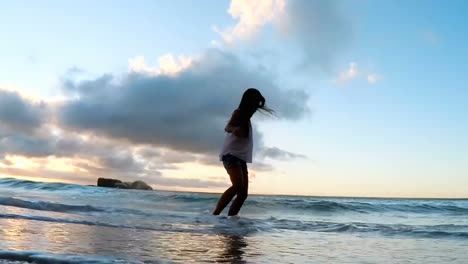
{"left": 213, "top": 88, "right": 273, "bottom": 216}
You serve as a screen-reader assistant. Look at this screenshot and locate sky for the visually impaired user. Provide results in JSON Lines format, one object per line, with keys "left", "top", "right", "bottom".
{"left": 0, "top": 0, "right": 467, "bottom": 198}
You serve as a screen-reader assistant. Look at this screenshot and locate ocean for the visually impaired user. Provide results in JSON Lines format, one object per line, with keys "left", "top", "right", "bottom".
{"left": 0, "top": 177, "right": 467, "bottom": 263}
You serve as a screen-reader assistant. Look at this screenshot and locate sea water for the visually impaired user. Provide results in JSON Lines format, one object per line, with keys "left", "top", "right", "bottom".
{"left": 0, "top": 177, "right": 467, "bottom": 263}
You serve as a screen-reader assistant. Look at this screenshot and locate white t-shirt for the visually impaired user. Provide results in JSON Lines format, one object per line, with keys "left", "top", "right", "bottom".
{"left": 219, "top": 122, "right": 253, "bottom": 163}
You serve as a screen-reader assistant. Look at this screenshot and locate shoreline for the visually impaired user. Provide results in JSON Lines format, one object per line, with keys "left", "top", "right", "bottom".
{"left": 1, "top": 176, "right": 467, "bottom": 200}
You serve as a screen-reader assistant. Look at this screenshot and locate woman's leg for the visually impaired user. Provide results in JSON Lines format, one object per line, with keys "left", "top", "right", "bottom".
{"left": 228, "top": 164, "right": 248, "bottom": 216}
{"left": 213, "top": 166, "right": 244, "bottom": 215}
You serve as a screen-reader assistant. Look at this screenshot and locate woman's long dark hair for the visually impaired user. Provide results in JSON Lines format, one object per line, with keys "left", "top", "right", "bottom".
{"left": 236, "top": 88, "right": 274, "bottom": 137}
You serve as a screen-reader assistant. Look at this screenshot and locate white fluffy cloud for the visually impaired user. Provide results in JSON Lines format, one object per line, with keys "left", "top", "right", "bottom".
{"left": 216, "top": 0, "right": 351, "bottom": 70}
{"left": 367, "top": 73, "right": 382, "bottom": 84}
{"left": 128, "top": 54, "right": 193, "bottom": 76}
{"left": 336, "top": 62, "right": 359, "bottom": 83}
{"left": 336, "top": 62, "right": 382, "bottom": 85}
{"left": 215, "top": 0, "right": 286, "bottom": 43}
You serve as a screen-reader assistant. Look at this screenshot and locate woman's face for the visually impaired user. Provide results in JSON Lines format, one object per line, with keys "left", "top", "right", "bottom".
{"left": 247, "top": 92, "right": 262, "bottom": 107}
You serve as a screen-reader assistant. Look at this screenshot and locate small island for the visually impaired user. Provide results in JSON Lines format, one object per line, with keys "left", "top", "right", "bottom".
{"left": 96, "top": 177, "right": 153, "bottom": 191}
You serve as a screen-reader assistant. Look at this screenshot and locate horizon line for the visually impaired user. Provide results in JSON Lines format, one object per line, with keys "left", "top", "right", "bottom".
{"left": 1, "top": 176, "right": 467, "bottom": 200}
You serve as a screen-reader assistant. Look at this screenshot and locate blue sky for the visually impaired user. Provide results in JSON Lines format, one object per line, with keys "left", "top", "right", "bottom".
{"left": 0, "top": 0, "right": 467, "bottom": 198}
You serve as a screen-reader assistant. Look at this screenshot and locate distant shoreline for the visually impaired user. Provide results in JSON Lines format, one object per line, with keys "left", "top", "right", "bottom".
{"left": 1, "top": 176, "right": 467, "bottom": 200}
{"left": 166, "top": 189, "right": 468, "bottom": 201}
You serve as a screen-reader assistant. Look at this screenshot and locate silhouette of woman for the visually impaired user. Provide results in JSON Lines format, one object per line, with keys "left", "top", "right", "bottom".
{"left": 213, "top": 88, "right": 273, "bottom": 216}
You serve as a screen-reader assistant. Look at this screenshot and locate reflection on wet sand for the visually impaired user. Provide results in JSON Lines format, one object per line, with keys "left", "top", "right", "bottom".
{"left": 143, "top": 229, "right": 253, "bottom": 262}
{"left": 0, "top": 206, "right": 49, "bottom": 251}
{"left": 216, "top": 234, "right": 248, "bottom": 263}
{"left": 0, "top": 210, "right": 257, "bottom": 263}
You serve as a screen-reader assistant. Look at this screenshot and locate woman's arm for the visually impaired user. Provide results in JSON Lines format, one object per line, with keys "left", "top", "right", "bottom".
{"left": 224, "top": 110, "right": 245, "bottom": 137}
{"left": 224, "top": 124, "right": 239, "bottom": 133}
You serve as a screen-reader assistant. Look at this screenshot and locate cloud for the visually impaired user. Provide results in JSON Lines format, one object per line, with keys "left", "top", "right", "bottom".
{"left": 128, "top": 54, "right": 192, "bottom": 76}
{"left": 336, "top": 62, "right": 359, "bottom": 83}
{"left": 366, "top": 73, "right": 382, "bottom": 84}
{"left": 65, "top": 66, "right": 85, "bottom": 76}
{"left": 0, "top": 122, "right": 161, "bottom": 182}
{"left": 279, "top": 0, "right": 350, "bottom": 70}
{"left": 0, "top": 89, "right": 46, "bottom": 132}
{"left": 335, "top": 62, "right": 382, "bottom": 85}
{"left": 260, "top": 146, "right": 306, "bottom": 160}
{"left": 0, "top": 130, "right": 217, "bottom": 187}
{"left": 215, "top": 0, "right": 286, "bottom": 43}
{"left": 0, "top": 134, "right": 54, "bottom": 158}
{"left": 216, "top": 0, "right": 351, "bottom": 70}
{"left": 58, "top": 49, "right": 309, "bottom": 155}
{"left": 0, "top": 140, "right": 230, "bottom": 188}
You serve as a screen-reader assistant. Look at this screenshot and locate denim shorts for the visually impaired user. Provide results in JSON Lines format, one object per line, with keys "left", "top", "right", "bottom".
{"left": 221, "top": 154, "right": 248, "bottom": 176}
